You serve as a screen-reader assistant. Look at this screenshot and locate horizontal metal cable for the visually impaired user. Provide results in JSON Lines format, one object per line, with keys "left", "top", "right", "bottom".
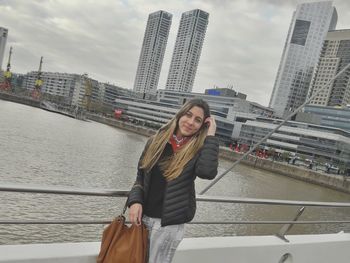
{"left": 196, "top": 195, "right": 350, "bottom": 207}
{"left": 0, "top": 184, "right": 129, "bottom": 197}
{"left": 0, "top": 220, "right": 349, "bottom": 225}
{"left": 1, "top": 184, "right": 350, "bottom": 207}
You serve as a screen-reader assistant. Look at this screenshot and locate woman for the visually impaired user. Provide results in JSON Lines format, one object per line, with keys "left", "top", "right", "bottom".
{"left": 127, "top": 98, "right": 219, "bottom": 263}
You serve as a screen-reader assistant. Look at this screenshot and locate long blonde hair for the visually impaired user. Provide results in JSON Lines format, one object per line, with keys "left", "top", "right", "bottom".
{"left": 140, "top": 98, "right": 211, "bottom": 181}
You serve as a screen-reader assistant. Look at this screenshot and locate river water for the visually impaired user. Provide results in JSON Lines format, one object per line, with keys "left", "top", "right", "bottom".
{"left": 0, "top": 100, "right": 349, "bottom": 245}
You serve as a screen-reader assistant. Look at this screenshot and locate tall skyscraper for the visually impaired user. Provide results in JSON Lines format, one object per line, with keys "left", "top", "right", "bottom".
{"left": 0, "top": 27, "right": 8, "bottom": 70}
{"left": 309, "top": 29, "right": 350, "bottom": 107}
{"left": 166, "top": 9, "right": 209, "bottom": 92}
{"left": 269, "top": 1, "right": 337, "bottom": 117}
{"left": 133, "top": 11, "right": 172, "bottom": 94}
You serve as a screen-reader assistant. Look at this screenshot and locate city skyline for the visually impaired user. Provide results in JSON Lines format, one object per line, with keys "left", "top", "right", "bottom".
{"left": 1, "top": 0, "right": 350, "bottom": 106}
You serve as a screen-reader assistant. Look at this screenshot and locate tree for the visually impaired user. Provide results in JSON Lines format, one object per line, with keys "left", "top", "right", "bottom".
{"left": 281, "top": 151, "right": 290, "bottom": 163}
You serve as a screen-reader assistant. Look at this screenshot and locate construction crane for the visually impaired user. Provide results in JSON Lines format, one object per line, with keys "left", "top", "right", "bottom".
{"left": 32, "top": 56, "right": 43, "bottom": 100}
{"left": 0, "top": 46, "right": 13, "bottom": 92}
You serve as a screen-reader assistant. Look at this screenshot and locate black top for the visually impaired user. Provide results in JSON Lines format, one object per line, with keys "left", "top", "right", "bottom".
{"left": 128, "top": 136, "right": 219, "bottom": 226}
{"left": 144, "top": 143, "right": 173, "bottom": 218}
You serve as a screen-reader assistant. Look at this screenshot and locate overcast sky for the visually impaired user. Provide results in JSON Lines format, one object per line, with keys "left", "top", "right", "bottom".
{"left": 1, "top": 0, "right": 350, "bottom": 106}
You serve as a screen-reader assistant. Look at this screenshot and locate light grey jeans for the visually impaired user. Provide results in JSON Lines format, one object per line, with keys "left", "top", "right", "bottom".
{"left": 142, "top": 215, "right": 185, "bottom": 263}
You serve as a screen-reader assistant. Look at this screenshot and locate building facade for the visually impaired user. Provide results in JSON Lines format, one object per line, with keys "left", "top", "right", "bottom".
{"left": 21, "top": 71, "right": 130, "bottom": 109}
{"left": 235, "top": 117, "right": 350, "bottom": 169}
{"left": 165, "top": 9, "right": 209, "bottom": 92}
{"left": 71, "top": 75, "right": 100, "bottom": 107}
{"left": 205, "top": 88, "right": 247, "bottom": 100}
{"left": 308, "top": 30, "right": 350, "bottom": 107}
{"left": 298, "top": 105, "right": 350, "bottom": 132}
{"left": 22, "top": 71, "right": 79, "bottom": 104}
{"left": 115, "top": 89, "right": 273, "bottom": 142}
{"left": 269, "top": 1, "right": 337, "bottom": 117}
{"left": 0, "top": 27, "right": 8, "bottom": 70}
{"left": 114, "top": 89, "right": 350, "bottom": 168}
{"left": 133, "top": 11, "right": 172, "bottom": 94}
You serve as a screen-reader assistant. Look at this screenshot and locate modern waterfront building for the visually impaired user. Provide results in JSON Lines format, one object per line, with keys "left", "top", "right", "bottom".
{"left": 296, "top": 104, "right": 350, "bottom": 132}
{"left": 308, "top": 30, "right": 350, "bottom": 107}
{"left": 269, "top": 1, "right": 337, "bottom": 117}
{"left": 156, "top": 89, "right": 273, "bottom": 118}
{"left": 205, "top": 87, "right": 247, "bottom": 100}
{"left": 134, "top": 11, "right": 172, "bottom": 94}
{"left": 102, "top": 83, "right": 133, "bottom": 107}
{"left": 165, "top": 9, "right": 209, "bottom": 92}
{"left": 114, "top": 89, "right": 349, "bottom": 168}
{"left": 115, "top": 89, "right": 273, "bottom": 142}
{"left": 0, "top": 27, "right": 8, "bottom": 69}
{"left": 235, "top": 117, "right": 350, "bottom": 169}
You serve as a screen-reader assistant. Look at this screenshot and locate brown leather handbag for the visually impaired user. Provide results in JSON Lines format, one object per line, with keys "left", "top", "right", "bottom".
{"left": 96, "top": 202, "right": 148, "bottom": 263}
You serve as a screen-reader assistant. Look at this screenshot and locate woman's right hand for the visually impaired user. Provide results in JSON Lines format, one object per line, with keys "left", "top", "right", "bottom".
{"left": 205, "top": 116, "right": 216, "bottom": 136}
{"left": 129, "top": 203, "right": 143, "bottom": 226}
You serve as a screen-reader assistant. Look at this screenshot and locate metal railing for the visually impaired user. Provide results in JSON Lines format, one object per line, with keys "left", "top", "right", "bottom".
{"left": 1, "top": 183, "right": 350, "bottom": 226}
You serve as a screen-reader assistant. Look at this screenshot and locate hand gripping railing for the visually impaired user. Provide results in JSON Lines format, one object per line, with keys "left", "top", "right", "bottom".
{"left": 1, "top": 184, "right": 350, "bottom": 229}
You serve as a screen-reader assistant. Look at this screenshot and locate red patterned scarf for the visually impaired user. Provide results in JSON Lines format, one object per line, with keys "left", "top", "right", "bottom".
{"left": 169, "top": 134, "right": 191, "bottom": 152}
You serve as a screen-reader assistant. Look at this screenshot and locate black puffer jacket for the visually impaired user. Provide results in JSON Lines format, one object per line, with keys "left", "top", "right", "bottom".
{"left": 127, "top": 136, "right": 219, "bottom": 226}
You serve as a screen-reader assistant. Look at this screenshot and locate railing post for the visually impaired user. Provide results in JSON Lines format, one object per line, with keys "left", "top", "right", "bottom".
{"left": 276, "top": 206, "right": 305, "bottom": 242}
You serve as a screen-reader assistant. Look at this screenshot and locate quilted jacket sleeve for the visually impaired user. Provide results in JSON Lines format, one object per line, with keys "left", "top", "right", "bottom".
{"left": 127, "top": 137, "right": 153, "bottom": 207}
{"left": 194, "top": 136, "right": 219, "bottom": 180}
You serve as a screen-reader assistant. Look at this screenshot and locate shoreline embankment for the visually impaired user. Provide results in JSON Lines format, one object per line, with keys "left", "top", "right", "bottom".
{"left": 88, "top": 113, "right": 350, "bottom": 194}
{"left": 0, "top": 92, "right": 41, "bottom": 108}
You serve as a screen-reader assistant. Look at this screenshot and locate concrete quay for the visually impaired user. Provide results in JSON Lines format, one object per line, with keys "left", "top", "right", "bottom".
{"left": 0, "top": 92, "right": 41, "bottom": 108}
{"left": 220, "top": 148, "right": 350, "bottom": 194}
{"left": 86, "top": 113, "right": 156, "bottom": 137}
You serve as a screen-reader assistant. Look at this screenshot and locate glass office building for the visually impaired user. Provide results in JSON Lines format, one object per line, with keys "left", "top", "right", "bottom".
{"left": 269, "top": 1, "right": 337, "bottom": 117}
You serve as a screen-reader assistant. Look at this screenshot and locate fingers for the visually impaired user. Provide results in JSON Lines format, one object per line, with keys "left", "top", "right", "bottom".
{"left": 206, "top": 117, "right": 216, "bottom": 136}
{"left": 137, "top": 208, "right": 142, "bottom": 226}
{"left": 205, "top": 117, "right": 216, "bottom": 125}
{"left": 129, "top": 203, "right": 142, "bottom": 226}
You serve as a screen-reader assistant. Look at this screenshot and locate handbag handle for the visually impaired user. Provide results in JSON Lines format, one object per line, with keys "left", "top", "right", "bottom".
{"left": 122, "top": 183, "right": 143, "bottom": 216}
{"left": 122, "top": 197, "right": 128, "bottom": 216}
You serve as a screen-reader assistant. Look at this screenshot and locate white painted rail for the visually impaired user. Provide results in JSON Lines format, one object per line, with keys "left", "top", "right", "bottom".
{"left": 1, "top": 232, "right": 350, "bottom": 263}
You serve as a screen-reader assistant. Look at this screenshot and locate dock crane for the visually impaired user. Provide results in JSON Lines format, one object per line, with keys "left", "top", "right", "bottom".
{"left": 0, "top": 46, "right": 13, "bottom": 92}
{"left": 32, "top": 56, "right": 43, "bottom": 100}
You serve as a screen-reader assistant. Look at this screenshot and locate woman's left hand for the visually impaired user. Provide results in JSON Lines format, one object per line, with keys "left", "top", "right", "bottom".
{"left": 205, "top": 117, "right": 216, "bottom": 136}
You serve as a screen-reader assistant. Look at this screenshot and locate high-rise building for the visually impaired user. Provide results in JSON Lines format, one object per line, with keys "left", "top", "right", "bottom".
{"left": 309, "top": 29, "right": 350, "bottom": 107}
{"left": 269, "top": 1, "right": 337, "bottom": 117}
{"left": 133, "top": 11, "right": 172, "bottom": 94}
{"left": 0, "top": 27, "right": 8, "bottom": 69}
{"left": 166, "top": 9, "right": 209, "bottom": 92}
